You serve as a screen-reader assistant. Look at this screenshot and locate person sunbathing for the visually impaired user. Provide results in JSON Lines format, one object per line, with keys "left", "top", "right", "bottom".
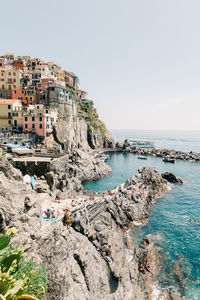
{"left": 44, "top": 208, "right": 51, "bottom": 218}
{"left": 71, "top": 199, "right": 77, "bottom": 207}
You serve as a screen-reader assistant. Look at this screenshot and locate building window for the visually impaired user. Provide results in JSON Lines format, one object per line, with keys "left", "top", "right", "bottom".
{"left": 46, "top": 110, "right": 48, "bottom": 113}
{"left": 8, "top": 72, "right": 11, "bottom": 76}
{"left": 8, "top": 105, "right": 11, "bottom": 109}
{"left": 8, "top": 120, "right": 11, "bottom": 124}
{"left": 25, "top": 116, "right": 28, "bottom": 121}
{"left": 32, "top": 117, "right": 35, "bottom": 121}
{"left": 13, "top": 72, "right": 16, "bottom": 76}
{"left": 46, "top": 124, "right": 49, "bottom": 129}
{"left": 37, "top": 106, "right": 39, "bottom": 109}
{"left": 39, "top": 117, "right": 42, "bottom": 121}
{"left": 25, "top": 124, "right": 28, "bottom": 129}
{"left": 46, "top": 117, "right": 48, "bottom": 121}
{"left": 39, "top": 124, "right": 42, "bottom": 129}
{"left": 32, "top": 124, "right": 35, "bottom": 129}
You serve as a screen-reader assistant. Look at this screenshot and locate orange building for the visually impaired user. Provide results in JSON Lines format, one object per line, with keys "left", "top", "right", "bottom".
{"left": 64, "top": 71, "right": 74, "bottom": 87}
{"left": 12, "top": 89, "right": 25, "bottom": 101}
{"left": 13, "top": 60, "right": 24, "bottom": 71}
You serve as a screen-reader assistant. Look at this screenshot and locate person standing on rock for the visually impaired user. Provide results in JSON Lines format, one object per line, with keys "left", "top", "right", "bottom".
{"left": 63, "top": 209, "right": 71, "bottom": 228}
{"left": 104, "top": 245, "right": 113, "bottom": 263}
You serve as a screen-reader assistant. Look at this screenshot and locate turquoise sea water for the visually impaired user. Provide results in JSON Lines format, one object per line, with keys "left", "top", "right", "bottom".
{"left": 83, "top": 130, "right": 200, "bottom": 299}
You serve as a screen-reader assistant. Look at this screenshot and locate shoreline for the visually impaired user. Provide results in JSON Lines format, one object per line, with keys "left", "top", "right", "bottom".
{"left": 82, "top": 150, "right": 185, "bottom": 299}
{"left": 70, "top": 167, "right": 173, "bottom": 299}
{"left": 0, "top": 147, "right": 186, "bottom": 299}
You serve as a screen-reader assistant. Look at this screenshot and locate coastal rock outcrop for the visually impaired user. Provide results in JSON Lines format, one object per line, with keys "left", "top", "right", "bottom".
{"left": 13, "top": 150, "right": 112, "bottom": 197}
{"left": 161, "top": 172, "right": 183, "bottom": 184}
{"left": 0, "top": 153, "right": 170, "bottom": 300}
{"left": 46, "top": 113, "right": 114, "bottom": 153}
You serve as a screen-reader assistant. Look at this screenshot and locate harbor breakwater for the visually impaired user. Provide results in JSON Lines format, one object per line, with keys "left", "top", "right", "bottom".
{"left": 114, "top": 139, "right": 200, "bottom": 162}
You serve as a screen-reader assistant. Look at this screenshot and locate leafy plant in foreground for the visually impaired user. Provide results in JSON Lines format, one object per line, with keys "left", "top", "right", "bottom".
{"left": 0, "top": 228, "right": 47, "bottom": 300}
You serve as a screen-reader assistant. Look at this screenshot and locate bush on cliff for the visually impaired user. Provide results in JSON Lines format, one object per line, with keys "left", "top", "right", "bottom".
{"left": 0, "top": 228, "right": 47, "bottom": 300}
{"left": 78, "top": 100, "right": 106, "bottom": 133}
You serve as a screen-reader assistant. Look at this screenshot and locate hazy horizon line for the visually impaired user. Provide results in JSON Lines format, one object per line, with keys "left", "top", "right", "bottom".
{"left": 109, "top": 128, "right": 200, "bottom": 132}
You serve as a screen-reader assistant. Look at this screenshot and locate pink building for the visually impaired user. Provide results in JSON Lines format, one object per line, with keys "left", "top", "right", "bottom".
{"left": 36, "top": 78, "right": 55, "bottom": 92}
{"left": 23, "top": 104, "right": 57, "bottom": 138}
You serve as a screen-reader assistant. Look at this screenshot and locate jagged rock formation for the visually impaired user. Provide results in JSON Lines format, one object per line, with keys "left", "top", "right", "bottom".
{"left": 44, "top": 107, "right": 115, "bottom": 153}
{"left": 161, "top": 172, "right": 183, "bottom": 184}
{"left": 46, "top": 150, "right": 112, "bottom": 197}
{"left": 0, "top": 156, "right": 172, "bottom": 299}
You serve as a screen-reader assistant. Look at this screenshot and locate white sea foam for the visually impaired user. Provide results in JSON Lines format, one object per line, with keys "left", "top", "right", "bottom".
{"left": 151, "top": 284, "right": 163, "bottom": 300}
{"left": 133, "top": 221, "right": 143, "bottom": 226}
{"left": 167, "top": 183, "right": 172, "bottom": 191}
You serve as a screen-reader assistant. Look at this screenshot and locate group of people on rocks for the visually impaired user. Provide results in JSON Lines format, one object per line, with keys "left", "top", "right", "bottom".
{"left": 44, "top": 207, "right": 56, "bottom": 218}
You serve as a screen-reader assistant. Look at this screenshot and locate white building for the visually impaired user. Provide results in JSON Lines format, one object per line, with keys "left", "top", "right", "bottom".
{"left": 0, "top": 68, "right": 22, "bottom": 90}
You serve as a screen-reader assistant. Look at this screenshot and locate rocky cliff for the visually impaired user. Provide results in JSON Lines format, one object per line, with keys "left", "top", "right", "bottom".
{"left": 0, "top": 155, "right": 172, "bottom": 300}
{"left": 44, "top": 100, "right": 115, "bottom": 153}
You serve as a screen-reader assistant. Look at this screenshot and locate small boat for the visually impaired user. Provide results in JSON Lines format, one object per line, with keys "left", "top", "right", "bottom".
{"left": 162, "top": 157, "right": 175, "bottom": 163}
{"left": 137, "top": 156, "right": 147, "bottom": 160}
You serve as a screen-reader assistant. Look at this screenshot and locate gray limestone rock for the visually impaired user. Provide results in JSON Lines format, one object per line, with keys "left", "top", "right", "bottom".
{"left": 161, "top": 172, "right": 183, "bottom": 184}
{"left": 0, "top": 156, "right": 169, "bottom": 300}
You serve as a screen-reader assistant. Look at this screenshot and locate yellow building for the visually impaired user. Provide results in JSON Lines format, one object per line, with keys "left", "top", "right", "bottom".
{"left": 0, "top": 68, "right": 22, "bottom": 90}
{"left": 57, "top": 70, "right": 65, "bottom": 82}
{"left": 0, "top": 99, "right": 22, "bottom": 131}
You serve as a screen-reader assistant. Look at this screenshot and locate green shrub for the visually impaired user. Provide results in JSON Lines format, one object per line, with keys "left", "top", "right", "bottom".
{"left": 0, "top": 228, "right": 47, "bottom": 300}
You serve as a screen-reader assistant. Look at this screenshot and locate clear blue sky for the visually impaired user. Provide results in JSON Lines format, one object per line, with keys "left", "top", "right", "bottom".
{"left": 1, "top": 0, "right": 200, "bottom": 130}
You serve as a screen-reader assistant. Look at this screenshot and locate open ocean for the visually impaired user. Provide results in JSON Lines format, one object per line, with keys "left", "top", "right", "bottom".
{"left": 83, "top": 129, "right": 200, "bottom": 299}
{"left": 111, "top": 129, "right": 200, "bottom": 152}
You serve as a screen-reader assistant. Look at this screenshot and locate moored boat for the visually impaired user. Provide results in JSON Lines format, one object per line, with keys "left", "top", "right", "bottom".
{"left": 162, "top": 157, "right": 175, "bottom": 163}
{"left": 137, "top": 156, "right": 147, "bottom": 160}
